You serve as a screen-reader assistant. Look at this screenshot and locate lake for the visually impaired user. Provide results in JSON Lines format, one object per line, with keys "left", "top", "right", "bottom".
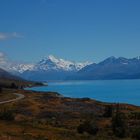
{"left": 28, "top": 80, "right": 140, "bottom": 106}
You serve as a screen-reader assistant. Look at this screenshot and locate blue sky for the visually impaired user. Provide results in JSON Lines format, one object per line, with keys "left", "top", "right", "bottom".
{"left": 0, "top": 0, "right": 140, "bottom": 63}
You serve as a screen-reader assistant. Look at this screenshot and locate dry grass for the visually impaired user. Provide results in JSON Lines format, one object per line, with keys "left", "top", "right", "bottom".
{"left": 0, "top": 89, "right": 139, "bottom": 140}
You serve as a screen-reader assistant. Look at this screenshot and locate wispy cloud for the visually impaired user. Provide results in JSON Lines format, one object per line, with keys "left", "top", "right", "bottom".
{"left": 0, "top": 32, "right": 23, "bottom": 40}
{"left": 0, "top": 52, "right": 7, "bottom": 65}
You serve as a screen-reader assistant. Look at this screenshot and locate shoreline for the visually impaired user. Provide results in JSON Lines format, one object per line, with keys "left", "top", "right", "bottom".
{"left": 1, "top": 86, "right": 140, "bottom": 139}
{"left": 24, "top": 86, "right": 140, "bottom": 108}
{"left": 25, "top": 80, "right": 140, "bottom": 107}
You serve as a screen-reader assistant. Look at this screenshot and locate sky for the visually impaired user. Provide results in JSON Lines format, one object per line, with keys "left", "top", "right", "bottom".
{"left": 0, "top": 0, "right": 140, "bottom": 63}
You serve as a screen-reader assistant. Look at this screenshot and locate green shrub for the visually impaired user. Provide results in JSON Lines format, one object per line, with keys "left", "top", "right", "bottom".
{"left": 0, "top": 86, "right": 2, "bottom": 93}
{"left": 10, "top": 83, "right": 18, "bottom": 89}
{"left": 35, "top": 135, "right": 48, "bottom": 140}
{"left": 77, "top": 123, "right": 85, "bottom": 134}
{"left": 77, "top": 120, "right": 99, "bottom": 135}
{"left": 103, "top": 105, "right": 113, "bottom": 118}
{"left": 132, "top": 127, "right": 140, "bottom": 140}
{"left": 0, "top": 107, "right": 15, "bottom": 121}
{"left": 112, "top": 112, "right": 126, "bottom": 138}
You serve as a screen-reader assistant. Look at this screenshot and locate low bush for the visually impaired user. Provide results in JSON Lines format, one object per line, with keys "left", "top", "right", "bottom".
{"left": 112, "top": 112, "right": 126, "bottom": 138}
{"left": 103, "top": 105, "right": 113, "bottom": 118}
{"left": 77, "top": 120, "right": 99, "bottom": 135}
{"left": 0, "top": 106, "right": 15, "bottom": 121}
{"left": 132, "top": 127, "right": 140, "bottom": 140}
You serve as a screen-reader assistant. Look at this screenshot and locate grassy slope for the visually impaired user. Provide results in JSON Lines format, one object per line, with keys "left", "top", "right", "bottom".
{"left": 0, "top": 89, "right": 139, "bottom": 140}
{"left": 0, "top": 78, "right": 43, "bottom": 88}
{"left": 0, "top": 89, "right": 17, "bottom": 101}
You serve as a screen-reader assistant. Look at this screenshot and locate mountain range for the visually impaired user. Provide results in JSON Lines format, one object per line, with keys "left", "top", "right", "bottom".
{"left": 0, "top": 55, "right": 91, "bottom": 81}
{"left": 1, "top": 54, "right": 140, "bottom": 81}
{"left": 73, "top": 56, "right": 140, "bottom": 80}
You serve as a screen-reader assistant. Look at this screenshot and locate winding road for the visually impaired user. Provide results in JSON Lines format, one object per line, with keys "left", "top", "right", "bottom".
{"left": 0, "top": 93, "right": 25, "bottom": 105}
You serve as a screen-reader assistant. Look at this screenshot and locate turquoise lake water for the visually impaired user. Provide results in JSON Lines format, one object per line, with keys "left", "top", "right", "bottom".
{"left": 28, "top": 80, "right": 140, "bottom": 106}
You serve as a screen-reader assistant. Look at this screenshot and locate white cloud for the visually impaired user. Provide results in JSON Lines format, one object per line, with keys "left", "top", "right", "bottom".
{"left": 0, "top": 52, "right": 8, "bottom": 70}
{"left": 0, "top": 52, "right": 14, "bottom": 71}
{"left": 0, "top": 32, "right": 23, "bottom": 40}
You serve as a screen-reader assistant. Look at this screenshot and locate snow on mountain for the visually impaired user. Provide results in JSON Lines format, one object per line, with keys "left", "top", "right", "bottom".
{"left": 15, "top": 55, "right": 92, "bottom": 81}
{"left": 1, "top": 55, "right": 92, "bottom": 75}
{"left": 33, "top": 55, "right": 92, "bottom": 72}
{"left": 0, "top": 55, "right": 34, "bottom": 74}
{"left": 8, "top": 63, "right": 34, "bottom": 73}
{"left": 2, "top": 53, "right": 140, "bottom": 81}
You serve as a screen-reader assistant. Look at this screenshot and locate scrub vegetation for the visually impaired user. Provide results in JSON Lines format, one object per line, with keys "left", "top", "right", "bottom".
{"left": 0, "top": 87, "right": 140, "bottom": 140}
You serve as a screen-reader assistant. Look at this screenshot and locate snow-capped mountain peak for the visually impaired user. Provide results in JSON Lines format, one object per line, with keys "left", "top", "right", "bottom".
{"left": 36, "top": 55, "right": 91, "bottom": 71}
{"left": 48, "top": 55, "right": 59, "bottom": 62}
{"left": 0, "top": 54, "right": 93, "bottom": 81}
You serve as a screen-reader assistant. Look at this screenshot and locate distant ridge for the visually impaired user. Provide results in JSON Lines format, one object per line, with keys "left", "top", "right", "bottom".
{"left": 2, "top": 54, "right": 140, "bottom": 81}
{"left": 71, "top": 56, "right": 140, "bottom": 80}
{"left": 0, "top": 67, "right": 22, "bottom": 80}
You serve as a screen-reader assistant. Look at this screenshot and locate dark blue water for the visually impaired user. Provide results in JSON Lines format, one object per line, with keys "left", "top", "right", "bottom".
{"left": 28, "top": 80, "right": 140, "bottom": 106}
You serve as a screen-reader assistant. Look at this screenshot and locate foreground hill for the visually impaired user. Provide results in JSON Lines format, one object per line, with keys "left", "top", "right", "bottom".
{"left": 0, "top": 68, "right": 43, "bottom": 88}
{"left": 0, "top": 68, "right": 21, "bottom": 80}
{"left": 0, "top": 89, "right": 140, "bottom": 140}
